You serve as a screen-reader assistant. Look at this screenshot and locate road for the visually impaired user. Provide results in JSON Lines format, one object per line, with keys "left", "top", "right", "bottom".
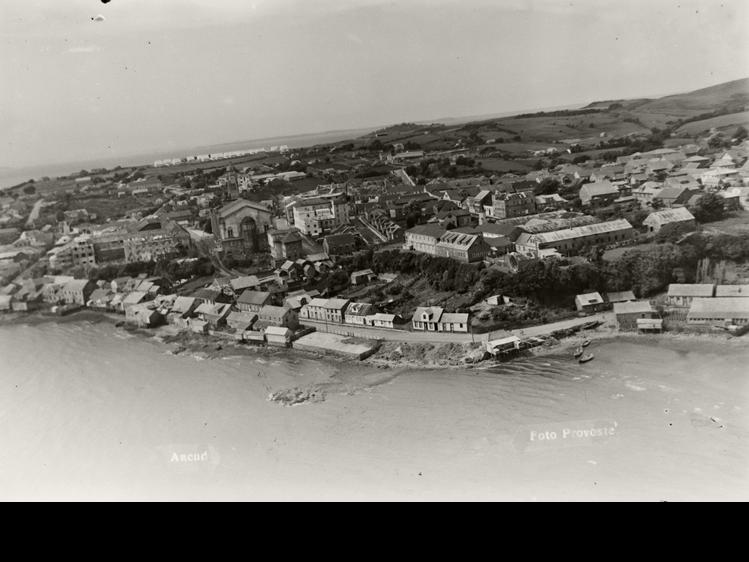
{"left": 25, "top": 198, "right": 44, "bottom": 228}
{"left": 301, "top": 312, "right": 615, "bottom": 345}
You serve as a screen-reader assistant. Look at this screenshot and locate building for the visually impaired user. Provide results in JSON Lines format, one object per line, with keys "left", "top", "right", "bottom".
{"left": 125, "top": 304, "right": 164, "bottom": 328}
{"left": 48, "top": 236, "right": 96, "bottom": 270}
{"left": 87, "top": 288, "right": 114, "bottom": 311}
{"left": 579, "top": 181, "right": 619, "bottom": 207}
{"left": 256, "top": 305, "right": 298, "bottom": 330}
{"left": 344, "top": 302, "right": 376, "bottom": 325}
{"left": 267, "top": 228, "right": 305, "bottom": 262}
{"left": 264, "top": 326, "right": 293, "bottom": 347}
{"left": 715, "top": 285, "right": 749, "bottom": 298}
{"left": 687, "top": 298, "right": 749, "bottom": 326}
{"left": 643, "top": 207, "right": 697, "bottom": 234}
{"left": 236, "top": 290, "right": 273, "bottom": 313}
{"left": 226, "top": 311, "right": 258, "bottom": 332}
{"left": 632, "top": 181, "right": 663, "bottom": 206}
{"left": 350, "top": 269, "right": 377, "bottom": 286}
{"left": 437, "top": 312, "right": 470, "bottom": 333}
{"left": 535, "top": 193, "right": 568, "bottom": 211}
{"left": 323, "top": 233, "right": 357, "bottom": 256}
{"left": 491, "top": 192, "right": 537, "bottom": 219}
{"left": 614, "top": 301, "right": 657, "bottom": 331}
{"left": 412, "top": 307, "right": 443, "bottom": 331}
{"left": 91, "top": 219, "right": 191, "bottom": 265}
{"left": 436, "top": 231, "right": 490, "bottom": 263}
{"left": 194, "top": 302, "right": 232, "bottom": 328}
{"left": 575, "top": 292, "right": 606, "bottom": 313}
{"left": 60, "top": 279, "right": 95, "bottom": 306}
{"left": 515, "top": 219, "right": 635, "bottom": 258}
{"left": 167, "top": 296, "right": 198, "bottom": 326}
{"left": 666, "top": 284, "right": 715, "bottom": 307}
{"left": 653, "top": 186, "right": 702, "bottom": 209}
{"left": 368, "top": 313, "right": 396, "bottom": 329}
{"left": 299, "top": 298, "right": 350, "bottom": 324}
{"left": 211, "top": 199, "right": 273, "bottom": 259}
{"left": 122, "top": 218, "right": 192, "bottom": 264}
{"left": 288, "top": 194, "right": 350, "bottom": 238}
{"left": 404, "top": 224, "right": 446, "bottom": 255}
{"left": 0, "top": 294, "right": 12, "bottom": 312}
{"left": 606, "top": 290, "right": 636, "bottom": 304}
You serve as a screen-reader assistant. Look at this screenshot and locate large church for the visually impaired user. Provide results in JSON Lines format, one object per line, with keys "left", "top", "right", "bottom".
{"left": 210, "top": 199, "right": 274, "bottom": 259}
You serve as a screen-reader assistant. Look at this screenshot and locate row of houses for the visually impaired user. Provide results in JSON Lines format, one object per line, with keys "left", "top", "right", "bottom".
{"left": 299, "top": 298, "right": 398, "bottom": 329}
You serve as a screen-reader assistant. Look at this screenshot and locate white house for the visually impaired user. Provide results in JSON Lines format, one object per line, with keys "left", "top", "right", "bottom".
{"left": 412, "top": 307, "right": 443, "bottom": 331}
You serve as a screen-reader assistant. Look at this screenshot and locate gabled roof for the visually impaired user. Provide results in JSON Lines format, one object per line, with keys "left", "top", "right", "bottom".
{"left": 614, "top": 301, "right": 654, "bottom": 315}
{"left": 259, "top": 304, "right": 291, "bottom": 319}
{"left": 230, "top": 276, "right": 260, "bottom": 292}
{"left": 62, "top": 279, "right": 91, "bottom": 292}
{"left": 645, "top": 207, "right": 695, "bottom": 224}
{"left": 606, "top": 290, "right": 636, "bottom": 303}
{"left": 576, "top": 292, "right": 604, "bottom": 304}
{"left": 579, "top": 180, "right": 618, "bottom": 198}
{"left": 218, "top": 198, "right": 271, "bottom": 218}
{"left": 667, "top": 284, "right": 714, "bottom": 298}
{"left": 171, "top": 296, "right": 197, "bottom": 314}
{"left": 324, "top": 298, "right": 350, "bottom": 311}
{"left": 715, "top": 285, "right": 749, "bottom": 298}
{"left": 346, "top": 302, "right": 375, "bottom": 316}
{"left": 413, "top": 306, "right": 444, "bottom": 321}
{"left": 688, "top": 297, "right": 749, "bottom": 318}
{"left": 406, "top": 224, "right": 447, "bottom": 238}
{"left": 123, "top": 291, "right": 148, "bottom": 305}
{"left": 237, "top": 290, "right": 271, "bottom": 306}
{"left": 439, "top": 313, "right": 469, "bottom": 324}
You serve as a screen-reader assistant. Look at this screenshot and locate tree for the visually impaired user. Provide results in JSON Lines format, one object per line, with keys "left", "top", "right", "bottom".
{"left": 735, "top": 125, "right": 748, "bottom": 142}
{"left": 534, "top": 178, "right": 561, "bottom": 196}
{"left": 23, "top": 184, "right": 36, "bottom": 195}
{"left": 692, "top": 192, "right": 726, "bottom": 223}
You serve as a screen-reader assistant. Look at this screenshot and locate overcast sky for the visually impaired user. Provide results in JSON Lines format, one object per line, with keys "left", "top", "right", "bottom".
{"left": 1, "top": 0, "right": 747, "bottom": 168}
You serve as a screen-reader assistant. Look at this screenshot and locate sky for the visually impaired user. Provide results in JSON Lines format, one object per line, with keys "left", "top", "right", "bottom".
{"left": 1, "top": 0, "right": 747, "bottom": 169}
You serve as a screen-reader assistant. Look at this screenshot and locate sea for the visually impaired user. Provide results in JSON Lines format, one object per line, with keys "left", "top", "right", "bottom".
{"left": 0, "top": 320, "right": 747, "bottom": 501}
{"left": 0, "top": 128, "right": 374, "bottom": 190}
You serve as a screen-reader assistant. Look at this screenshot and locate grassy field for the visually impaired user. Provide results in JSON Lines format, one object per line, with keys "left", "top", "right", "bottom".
{"left": 702, "top": 211, "right": 749, "bottom": 235}
{"left": 675, "top": 111, "right": 749, "bottom": 136}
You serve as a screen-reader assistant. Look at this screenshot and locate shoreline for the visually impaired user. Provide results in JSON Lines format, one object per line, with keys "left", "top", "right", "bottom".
{"left": 1, "top": 309, "right": 744, "bottom": 372}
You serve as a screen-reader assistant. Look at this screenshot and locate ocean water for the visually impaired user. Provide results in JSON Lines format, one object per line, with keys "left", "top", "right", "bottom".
{"left": 0, "top": 320, "right": 747, "bottom": 501}
{"left": 0, "top": 128, "right": 373, "bottom": 190}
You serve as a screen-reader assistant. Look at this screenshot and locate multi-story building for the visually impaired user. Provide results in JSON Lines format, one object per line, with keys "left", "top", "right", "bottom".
{"left": 48, "top": 236, "right": 96, "bottom": 270}
{"left": 122, "top": 218, "right": 192, "bottom": 263}
{"left": 491, "top": 191, "right": 537, "bottom": 219}
{"left": 211, "top": 199, "right": 274, "bottom": 259}
{"left": 299, "top": 298, "right": 350, "bottom": 324}
{"left": 286, "top": 193, "right": 350, "bottom": 238}
{"left": 403, "top": 224, "right": 445, "bottom": 255}
{"left": 436, "top": 231, "right": 490, "bottom": 263}
{"left": 267, "top": 228, "right": 305, "bottom": 262}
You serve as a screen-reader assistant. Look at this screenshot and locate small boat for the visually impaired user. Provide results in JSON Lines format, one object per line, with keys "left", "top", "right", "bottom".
{"left": 579, "top": 353, "right": 594, "bottom": 364}
{"left": 582, "top": 320, "right": 602, "bottom": 330}
{"left": 581, "top": 339, "right": 592, "bottom": 347}
{"left": 573, "top": 346, "right": 584, "bottom": 358}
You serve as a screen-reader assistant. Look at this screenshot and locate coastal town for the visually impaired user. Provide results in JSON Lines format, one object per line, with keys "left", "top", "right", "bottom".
{"left": 2, "top": 83, "right": 749, "bottom": 365}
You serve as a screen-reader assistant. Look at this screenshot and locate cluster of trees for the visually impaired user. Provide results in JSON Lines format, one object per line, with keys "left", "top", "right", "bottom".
{"left": 691, "top": 192, "right": 727, "bottom": 223}
{"left": 87, "top": 257, "right": 215, "bottom": 283}
{"left": 371, "top": 250, "right": 483, "bottom": 293}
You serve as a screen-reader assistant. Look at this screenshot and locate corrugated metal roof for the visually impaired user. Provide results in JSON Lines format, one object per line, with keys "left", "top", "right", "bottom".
{"left": 688, "top": 297, "right": 749, "bottom": 317}
{"left": 533, "top": 219, "right": 632, "bottom": 244}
